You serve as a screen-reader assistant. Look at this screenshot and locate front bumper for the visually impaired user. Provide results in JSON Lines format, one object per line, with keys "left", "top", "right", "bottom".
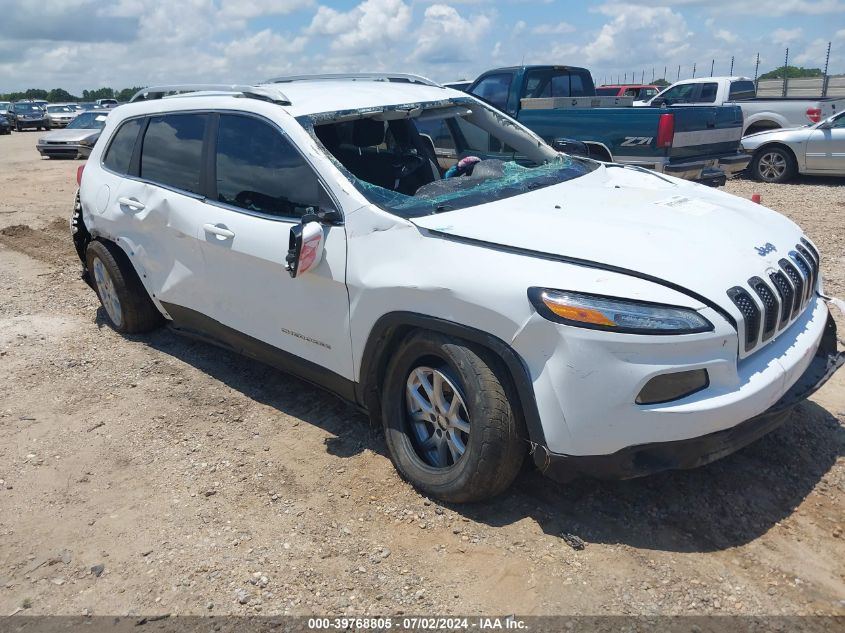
{"left": 15, "top": 118, "right": 48, "bottom": 129}
{"left": 538, "top": 312, "right": 843, "bottom": 480}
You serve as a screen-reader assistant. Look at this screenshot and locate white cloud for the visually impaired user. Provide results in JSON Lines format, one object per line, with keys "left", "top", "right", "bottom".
{"left": 410, "top": 4, "right": 492, "bottom": 64}
{"left": 583, "top": 4, "right": 690, "bottom": 66}
{"left": 531, "top": 21, "right": 576, "bottom": 35}
{"left": 772, "top": 27, "right": 803, "bottom": 46}
{"left": 307, "top": 0, "right": 411, "bottom": 54}
{"left": 715, "top": 29, "right": 737, "bottom": 44}
{"left": 219, "top": 0, "right": 312, "bottom": 20}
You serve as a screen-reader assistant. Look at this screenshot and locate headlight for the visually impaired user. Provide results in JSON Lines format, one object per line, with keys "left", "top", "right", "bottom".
{"left": 78, "top": 137, "right": 96, "bottom": 147}
{"left": 528, "top": 288, "right": 713, "bottom": 334}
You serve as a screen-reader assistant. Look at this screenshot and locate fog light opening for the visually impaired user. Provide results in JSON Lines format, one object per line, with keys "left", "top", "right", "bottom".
{"left": 636, "top": 369, "right": 709, "bottom": 405}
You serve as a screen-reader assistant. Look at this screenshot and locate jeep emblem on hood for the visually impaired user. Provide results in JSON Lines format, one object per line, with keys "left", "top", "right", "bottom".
{"left": 754, "top": 242, "right": 777, "bottom": 256}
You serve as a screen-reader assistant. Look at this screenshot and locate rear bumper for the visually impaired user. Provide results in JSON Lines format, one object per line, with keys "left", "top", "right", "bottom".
{"left": 538, "top": 311, "right": 844, "bottom": 481}
{"left": 37, "top": 143, "right": 90, "bottom": 158}
{"left": 662, "top": 152, "right": 751, "bottom": 182}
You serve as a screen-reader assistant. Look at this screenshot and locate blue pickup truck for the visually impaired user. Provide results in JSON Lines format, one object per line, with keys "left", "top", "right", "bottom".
{"left": 465, "top": 66, "right": 750, "bottom": 185}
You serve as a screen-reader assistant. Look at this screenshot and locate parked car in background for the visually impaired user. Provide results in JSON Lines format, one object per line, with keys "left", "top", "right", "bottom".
{"left": 741, "top": 110, "right": 845, "bottom": 182}
{"left": 0, "top": 115, "right": 10, "bottom": 135}
{"left": 465, "top": 66, "right": 749, "bottom": 185}
{"left": 45, "top": 104, "right": 78, "bottom": 128}
{"left": 71, "top": 78, "right": 843, "bottom": 502}
{"left": 635, "top": 76, "right": 845, "bottom": 135}
{"left": 78, "top": 102, "right": 104, "bottom": 111}
{"left": 596, "top": 84, "right": 660, "bottom": 100}
{"left": 96, "top": 98, "right": 118, "bottom": 108}
{"left": 36, "top": 110, "right": 108, "bottom": 158}
{"left": 8, "top": 102, "right": 50, "bottom": 131}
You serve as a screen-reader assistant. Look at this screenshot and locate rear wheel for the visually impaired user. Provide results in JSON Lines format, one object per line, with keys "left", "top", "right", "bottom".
{"left": 381, "top": 331, "right": 525, "bottom": 502}
{"left": 85, "top": 240, "right": 162, "bottom": 334}
{"left": 751, "top": 146, "right": 797, "bottom": 183}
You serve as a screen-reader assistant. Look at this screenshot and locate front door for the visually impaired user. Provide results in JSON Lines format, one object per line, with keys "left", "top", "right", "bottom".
{"left": 196, "top": 113, "right": 353, "bottom": 382}
{"left": 805, "top": 112, "right": 845, "bottom": 173}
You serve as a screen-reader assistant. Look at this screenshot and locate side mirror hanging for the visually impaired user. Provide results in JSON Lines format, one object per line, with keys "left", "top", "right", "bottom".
{"left": 285, "top": 211, "right": 325, "bottom": 278}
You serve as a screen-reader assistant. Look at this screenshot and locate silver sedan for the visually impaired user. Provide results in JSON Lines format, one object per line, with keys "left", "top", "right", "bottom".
{"left": 741, "top": 110, "right": 845, "bottom": 183}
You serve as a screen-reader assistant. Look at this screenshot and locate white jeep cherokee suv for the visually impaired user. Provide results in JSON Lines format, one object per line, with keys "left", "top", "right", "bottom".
{"left": 72, "top": 75, "right": 844, "bottom": 502}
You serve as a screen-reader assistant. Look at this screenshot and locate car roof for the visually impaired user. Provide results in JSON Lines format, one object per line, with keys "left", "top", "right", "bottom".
{"left": 126, "top": 80, "right": 462, "bottom": 119}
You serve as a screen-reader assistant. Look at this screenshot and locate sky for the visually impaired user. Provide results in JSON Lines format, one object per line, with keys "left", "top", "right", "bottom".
{"left": 1, "top": 0, "right": 844, "bottom": 93}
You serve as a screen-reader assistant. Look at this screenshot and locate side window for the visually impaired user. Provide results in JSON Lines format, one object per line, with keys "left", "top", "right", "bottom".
{"left": 698, "top": 83, "right": 718, "bottom": 103}
{"left": 103, "top": 118, "right": 142, "bottom": 174}
{"left": 140, "top": 113, "right": 207, "bottom": 194}
{"left": 524, "top": 70, "right": 590, "bottom": 99}
{"left": 728, "top": 81, "right": 756, "bottom": 101}
{"left": 470, "top": 73, "right": 513, "bottom": 111}
{"left": 659, "top": 84, "right": 696, "bottom": 104}
{"left": 215, "top": 114, "right": 320, "bottom": 219}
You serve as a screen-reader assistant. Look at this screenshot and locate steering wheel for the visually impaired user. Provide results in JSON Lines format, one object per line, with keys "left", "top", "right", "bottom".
{"left": 392, "top": 153, "right": 427, "bottom": 179}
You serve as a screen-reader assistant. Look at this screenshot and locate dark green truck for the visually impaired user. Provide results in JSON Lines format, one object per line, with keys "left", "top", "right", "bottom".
{"left": 465, "top": 65, "right": 749, "bottom": 185}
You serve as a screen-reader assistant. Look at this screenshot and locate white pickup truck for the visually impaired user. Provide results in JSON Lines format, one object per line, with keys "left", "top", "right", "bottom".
{"left": 635, "top": 76, "right": 844, "bottom": 135}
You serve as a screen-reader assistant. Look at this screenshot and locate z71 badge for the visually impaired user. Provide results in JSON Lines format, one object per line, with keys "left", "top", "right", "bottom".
{"left": 621, "top": 136, "right": 654, "bottom": 147}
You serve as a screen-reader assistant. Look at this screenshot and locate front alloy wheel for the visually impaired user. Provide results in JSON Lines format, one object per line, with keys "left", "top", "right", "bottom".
{"left": 405, "top": 366, "right": 471, "bottom": 467}
{"left": 753, "top": 147, "right": 796, "bottom": 183}
{"left": 381, "top": 331, "right": 526, "bottom": 502}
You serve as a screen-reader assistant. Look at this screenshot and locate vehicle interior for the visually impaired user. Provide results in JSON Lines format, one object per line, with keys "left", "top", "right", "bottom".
{"left": 310, "top": 100, "right": 561, "bottom": 203}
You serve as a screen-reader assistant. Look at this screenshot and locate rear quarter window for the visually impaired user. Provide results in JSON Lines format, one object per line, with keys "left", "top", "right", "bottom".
{"left": 140, "top": 114, "right": 207, "bottom": 194}
{"left": 729, "top": 80, "right": 756, "bottom": 101}
{"left": 103, "top": 118, "right": 143, "bottom": 175}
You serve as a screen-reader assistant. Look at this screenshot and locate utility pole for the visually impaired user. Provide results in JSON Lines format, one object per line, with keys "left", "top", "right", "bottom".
{"left": 729, "top": 56, "right": 734, "bottom": 75}
{"left": 823, "top": 41, "right": 831, "bottom": 97}
{"left": 692, "top": 63, "right": 696, "bottom": 78}
{"left": 710, "top": 59, "right": 714, "bottom": 77}
{"left": 782, "top": 48, "right": 789, "bottom": 97}
{"left": 754, "top": 52, "right": 760, "bottom": 82}
{"left": 677, "top": 65, "right": 680, "bottom": 80}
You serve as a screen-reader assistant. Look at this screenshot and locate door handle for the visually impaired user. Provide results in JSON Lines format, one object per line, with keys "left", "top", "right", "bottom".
{"left": 203, "top": 223, "right": 235, "bottom": 239}
{"left": 117, "top": 197, "right": 145, "bottom": 211}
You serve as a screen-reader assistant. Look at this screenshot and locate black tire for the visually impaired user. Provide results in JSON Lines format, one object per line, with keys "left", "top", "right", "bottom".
{"left": 15, "top": 123, "right": 21, "bottom": 132}
{"left": 85, "top": 240, "right": 162, "bottom": 334}
{"left": 751, "top": 146, "right": 797, "bottom": 183}
{"left": 381, "top": 331, "right": 526, "bottom": 502}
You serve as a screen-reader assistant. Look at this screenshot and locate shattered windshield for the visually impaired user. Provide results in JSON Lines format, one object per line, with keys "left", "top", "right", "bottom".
{"left": 299, "top": 97, "right": 597, "bottom": 218}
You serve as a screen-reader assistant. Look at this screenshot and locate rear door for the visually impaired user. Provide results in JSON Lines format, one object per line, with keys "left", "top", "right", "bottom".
{"left": 195, "top": 112, "right": 353, "bottom": 380}
{"left": 108, "top": 112, "right": 211, "bottom": 315}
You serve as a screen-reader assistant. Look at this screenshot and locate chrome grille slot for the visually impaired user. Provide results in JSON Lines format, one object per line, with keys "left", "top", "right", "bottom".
{"left": 727, "top": 287, "right": 760, "bottom": 352}
{"left": 789, "top": 250, "right": 813, "bottom": 302}
{"left": 749, "top": 277, "right": 779, "bottom": 341}
{"left": 795, "top": 244, "right": 817, "bottom": 290}
{"left": 768, "top": 271, "right": 794, "bottom": 326}
{"left": 779, "top": 259, "right": 804, "bottom": 313}
{"left": 800, "top": 237, "right": 820, "bottom": 266}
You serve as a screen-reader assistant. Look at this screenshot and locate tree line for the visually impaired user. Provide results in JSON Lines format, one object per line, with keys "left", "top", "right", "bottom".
{"left": 0, "top": 87, "right": 145, "bottom": 103}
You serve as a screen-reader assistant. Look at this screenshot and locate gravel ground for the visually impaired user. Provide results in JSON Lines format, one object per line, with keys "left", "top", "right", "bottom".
{"left": 0, "top": 130, "right": 843, "bottom": 618}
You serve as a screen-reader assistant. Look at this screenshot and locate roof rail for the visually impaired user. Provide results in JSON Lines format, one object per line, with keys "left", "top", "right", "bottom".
{"left": 129, "top": 84, "right": 291, "bottom": 105}
{"left": 266, "top": 73, "right": 441, "bottom": 88}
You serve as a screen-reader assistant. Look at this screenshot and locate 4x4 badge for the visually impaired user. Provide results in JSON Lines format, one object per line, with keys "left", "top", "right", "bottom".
{"left": 754, "top": 242, "right": 777, "bottom": 256}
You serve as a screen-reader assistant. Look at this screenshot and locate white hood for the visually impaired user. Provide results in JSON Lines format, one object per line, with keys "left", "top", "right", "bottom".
{"left": 411, "top": 165, "right": 806, "bottom": 315}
